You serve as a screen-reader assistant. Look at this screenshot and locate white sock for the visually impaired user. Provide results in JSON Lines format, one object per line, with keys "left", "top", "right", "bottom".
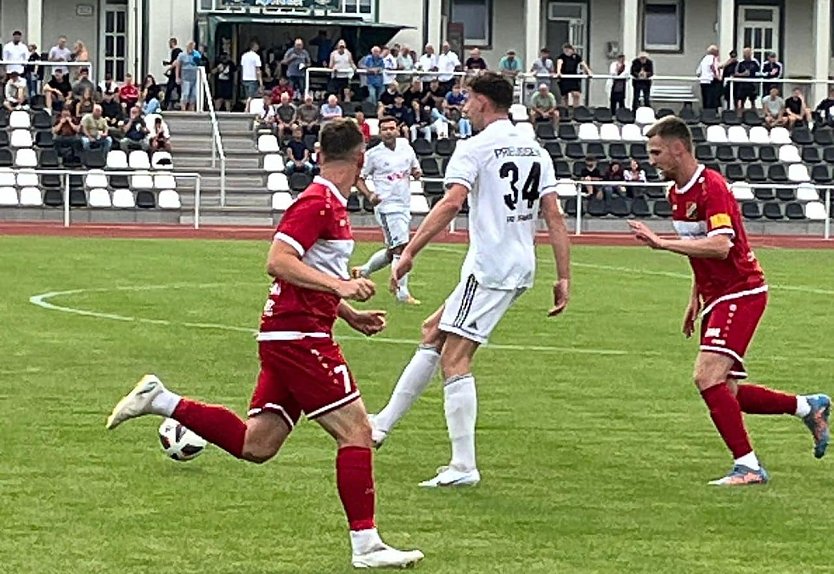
{"left": 444, "top": 374, "right": 477, "bottom": 472}
{"left": 795, "top": 395, "right": 812, "bottom": 418}
{"left": 374, "top": 345, "right": 440, "bottom": 433}
{"left": 392, "top": 254, "right": 410, "bottom": 299}
{"left": 734, "top": 451, "right": 761, "bottom": 471}
{"left": 361, "top": 249, "right": 391, "bottom": 276}
{"left": 350, "top": 528, "right": 383, "bottom": 555}
{"left": 150, "top": 389, "right": 181, "bottom": 417}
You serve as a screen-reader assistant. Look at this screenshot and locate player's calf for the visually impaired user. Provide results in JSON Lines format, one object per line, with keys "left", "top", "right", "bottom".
{"left": 240, "top": 414, "right": 292, "bottom": 463}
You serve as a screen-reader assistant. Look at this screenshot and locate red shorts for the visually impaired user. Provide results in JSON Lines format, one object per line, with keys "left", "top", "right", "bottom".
{"left": 248, "top": 337, "right": 360, "bottom": 429}
{"left": 699, "top": 290, "right": 768, "bottom": 379}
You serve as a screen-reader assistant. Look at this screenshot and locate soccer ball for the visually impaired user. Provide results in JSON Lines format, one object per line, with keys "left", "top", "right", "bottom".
{"left": 158, "top": 418, "right": 207, "bottom": 461}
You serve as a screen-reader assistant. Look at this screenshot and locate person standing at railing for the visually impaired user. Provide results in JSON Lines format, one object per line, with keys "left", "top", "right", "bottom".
{"left": 176, "top": 43, "right": 200, "bottom": 112}
{"left": 696, "top": 45, "right": 722, "bottom": 111}
{"left": 556, "top": 43, "right": 592, "bottom": 109}
{"left": 630, "top": 52, "right": 654, "bottom": 110}
{"left": 607, "top": 53, "right": 628, "bottom": 116}
{"left": 308, "top": 30, "right": 333, "bottom": 67}
{"left": 733, "top": 47, "right": 760, "bottom": 114}
{"left": 530, "top": 47, "right": 556, "bottom": 96}
{"left": 25, "top": 44, "right": 42, "bottom": 99}
{"left": 719, "top": 50, "right": 738, "bottom": 110}
{"left": 497, "top": 49, "right": 521, "bottom": 82}
{"left": 437, "top": 42, "right": 461, "bottom": 93}
{"left": 464, "top": 48, "right": 488, "bottom": 73}
{"left": 3, "top": 31, "right": 28, "bottom": 77}
{"left": 382, "top": 45, "right": 400, "bottom": 88}
{"left": 328, "top": 40, "right": 356, "bottom": 97}
{"left": 162, "top": 38, "right": 182, "bottom": 111}
{"left": 48, "top": 36, "right": 73, "bottom": 77}
{"left": 281, "top": 38, "right": 311, "bottom": 98}
{"left": 360, "top": 46, "right": 385, "bottom": 106}
{"left": 760, "top": 52, "right": 783, "bottom": 96}
{"left": 395, "top": 45, "right": 414, "bottom": 89}
{"left": 417, "top": 44, "right": 438, "bottom": 84}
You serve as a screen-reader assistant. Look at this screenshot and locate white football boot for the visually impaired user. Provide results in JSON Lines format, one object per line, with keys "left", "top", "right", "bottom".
{"left": 106, "top": 374, "right": 165, "bottom": 430}
{"left": 367, "top": 414, "right": 388, "bottom": 450}
{"left": 418, "top": 466, "right": 481, "bottom": 488}
{"left": 352, "top": 544, "right": 424, "bottom": 569}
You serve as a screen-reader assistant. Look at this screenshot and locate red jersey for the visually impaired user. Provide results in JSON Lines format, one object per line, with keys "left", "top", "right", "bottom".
{"left": 258, "top": 176, "right": 353, "bottom": 337}
{"left": 118, "top": 83, "right": 139, "bottom": 103}
{"left": 669, "top": 165, "right": 766, "bottom": 310}
{"left": 270, "top": 84, "right": 295, "bottom": 101}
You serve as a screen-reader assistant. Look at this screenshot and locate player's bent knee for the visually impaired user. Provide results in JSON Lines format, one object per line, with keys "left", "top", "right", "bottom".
{"left": 241, "top": 414, "right": 291, "bottom": 463}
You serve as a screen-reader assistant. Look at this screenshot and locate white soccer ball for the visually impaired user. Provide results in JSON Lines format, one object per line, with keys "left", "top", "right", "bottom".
{"left": 158, "top": 418, "right": 207, "bottom": 461}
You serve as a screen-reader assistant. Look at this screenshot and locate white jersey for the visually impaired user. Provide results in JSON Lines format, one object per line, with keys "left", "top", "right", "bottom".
{"left": 444, "top": 118, "right": 558, "bottom": 290}
{"left": 361, "top": 138, "right": 419, "bottom": 214}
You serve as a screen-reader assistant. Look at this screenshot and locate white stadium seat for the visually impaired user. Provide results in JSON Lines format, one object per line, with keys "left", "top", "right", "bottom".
{"left": 731, "top": 182, "right": 754, "bottom": 200}
{"left": 0, "top": 169, "right": 15, "bottom": 187}
{"left": 641, "top": 124, "right": 653, "bottom": 136}
{"left": 16, "top": 170, "right": 38, "bottom": 187}
{"left": 805, "top": 201, "right": 827, "bottom": 220}
{"left": 577, "top": 123, "right": 600, "bottom": 141}
{"left": 621, "top": 124, "right": 644, "bottom": 142}
{"left": 258, "top": 134, "right": 280, "bottom": 153}
{"left": 271, "top": 191, "right": 294, "bottom": 211}
{"left": 15, "top": 149, "right": 37, "bottom": 167}
{"left": 10, "top": 129, "right": 33, "bottom": 148}
{"left": 131, "top": 174, "right": 154, "bottom": 190}
{"left": 106, "top": 150, "right": 129, "bottom": 169}
{"left": 129, "top": 150, "right": 151, "bottom": 170}
{"left": 778, "top": 145, "right": 801, "bottom": 163}
{"left": 248, "top": 97, "right": 265, "bottom": 116}
{"left": 151, "top": 151, "right": 173, "bottom": 169}
{"left": 263, "top": 153, "right": 285, "bottom": 172}
{"left": 267, "top": 172, "right": 290, "bottom": 192}
{"left": 410, "top": 194, "right": 429, "bottom": 215}
{"left": 726, "top": 126, "right": 749, "bottom": 144}
{"left": 769, "top": 127, "right": 791, "bottom": 144}
{"left": 365, "top": 118, "right": 380, "bottom": 137}
{"left": 144, "top": 113, "right": 162, "bottom": 132}
{"left": 85, "top": 169, "right": 109, "bottom": 189}
{"left": 796, "top": 182, "right": 819, "bottom": 201}
{"left": 634, "top": 106, "right": 656, "bottom": 125}
{"left": 409, "top": 180, "right": 424, "bottom": 195}
{"left": 112, "top": 189, "right": 136, "bottom": 208}
{"left": 706, "top": 125, "right": 728, "bottom": 144}
{"left": 748, "top": 126, "right": 770, "bottom": 144}
{"left": 599, "top": 123, "right": 621, "bottom": 141}
{"left": 555, "top": 181, "right": 579, "bottom": 198}
{"left": 515, "top": 122, "right": 536, "bottom": 140}
{"left": 0, "top": 186, "right": 18, "bottom": 206}
{"left": 10, "top": 110, "right": 30, "bottom": 129}
{"left": 19, "top": 187, "right": 42, "bottom": 206}
{"left": 509, "top": 104, "right": 529, "bottom": 122}
{"left": 88, "top": 188, "right": 112, "bottom": 208}
{"left": 157, "top": 189, "right": 181, "bottom": 209}
{"left": 154, "top": 173, "right": 177, "bottom": 190}
{"left": 788, "top": 164, "right": 810, "bottom": 183}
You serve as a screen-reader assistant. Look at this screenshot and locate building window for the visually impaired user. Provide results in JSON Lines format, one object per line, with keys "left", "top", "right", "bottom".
{"left": 643, "top": 0, "right": 683, "bottom": 52}
{"left": 450, "top": 0, "right": 492, "bottom": 47}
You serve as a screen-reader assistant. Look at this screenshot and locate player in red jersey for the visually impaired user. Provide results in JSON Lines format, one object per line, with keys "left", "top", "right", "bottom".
{"left": 628, "top": 116, "right": 830, "bottom": 485}
{"left": 105, "top": 118, "right": 424, "bottom": 568}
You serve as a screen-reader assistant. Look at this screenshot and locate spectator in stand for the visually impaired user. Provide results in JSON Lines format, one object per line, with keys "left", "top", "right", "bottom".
{"left": 402, "top": 79, "right": 423, "bottom": 108}
{"left": 341, "top": 84, "right": 362, "bottom": 104}
{"left": 530, "top": 48, "right": 556, "bottom": 94}
{"left": 3, "top": 31, "right": 28, "bottom": 76}
{"left": 761, "top": 52, "right": 783, "bottom": 95}
{"left": 733, "top": 47, "right": 760, "bottom": 113}
{"left": 528, "top": 83, "right": 559, "bottom": 126}
{"left": 580, "top": 155, "right": 602, "bottom": 197}
{"left": 44, "top": 68, "right": 72, "bottom": 112}
{"left": 282, "top": 38, "right": 311, "bottom": 97}
{"left": 465, "top": 48, "right": 488, "bottom": 73}
{"left": 421, "top": 78, "right": 445, "bottom": 109}
{"left": 360, "top": 46, "right": 385, "bottom": 105}
{"left": 99, "top": 73, "right": 119, "bottom": 97}
{"left": 761, "top": 87, "right": 786, "bottom": 127}
{"left": 396, "top": 45, "right": 415, "bottom": 88}
{"left": 444, "top": 83, "right": 466, "bottom": 114}
{"left": 142, "top": 74, "right": 159, "bottom": 103}
{"left": 319, "top": 94, "right": 343, "bottom": 123}
{"left": 240, "top": 41, "right": 263, "bottom": 102}
{"left": 72, "top": 67, "right": 95, "bottom": 101}
{"left": 284, "top": 127, "right": 315, "bottom": 175}
{"left": 354, "top": 110, "right": 372, "bottom": 142}
{"left": 53, "top": 107, "right": 81, "bottom": 158}
{"left": 120, "top": 106, "right": 150, "bottom": 152}
{"left": 25, "top": 44, "right": 41, "bottom": 99}
{"left": 163, "top": 38, "right": 182, "bottom": 110}
{"left": 254, "top": 92, "right": 276, "bottom": 130}
{"left": 437, "top": 42, "right": 461, "bottom": 92}
{"left": 270, "top": 76, "right": 294, "bottom": 102}
{"left": 80, "top": 105, "right": 113, "bottom": 153}
{"left": 378, "top": 81, "right": 400, "bottom": 115}
{"left": 296, "top": 94, "right": 320, "bottom": 137}
{"left": 150, "top": 116, "right": 172, "bottom": 153}
{"left": 429, "top": 104, "right": 451, "bottom": 140}
{"left": 386, "top": 94, "right": 413, "bottom": 139}
{"left": 601, "top": 161, "right": 626, "bottom": 201}
{"left": 624, "top": 158, "right": 647, "bottom": 198}
{"left": 498, "top": 49, "right": 522, "bottom": 81}
{"left": 720, "top": 49, "right": 739, "bottom": 110}
{"left": 48, "top": 36, "right": 73, "bottom": 76}
{"left": 556, "top": 43, "right": 592, "bottom": 108}
{"left": 784, "top": 88, "right": 812, "bottom": 129}
{"left": 212, "top": 54, "right": 236, "bottom": 112}
{"left": 75, "top": 87, "right": 95, "bottom": 118}
{"left": 409, "top": 101, "right": 433, "bottom": 142}
{"left": 310, "top": 141, "right": 321, "bottom": 173}
{"left": 71, "top": 41, "right": 89, "bottom": 79}
{"left": 382, "top": 45, "right": 400, "bottom": 87}
{"left": 328, "top": 40, "right": 356, "bottom": 96}
{"left": 142, "top": 89, "right": 161, "bottom": 116}
{"left": 102, "top": 86, "right": 124, "bottom": 128}
{"left": 309, "top": 30, "right": 333, "bottom": 67}
{"left": 814, "top": 88, "right": 834, "bottom": 128}
{"left": 119, "top": 74, "right": 140, "bottom": 111}
{"left": 417, "top": 44, "right": 438, "bottom": 83}
{"left": 176, "top": 43, "right": 200, "bottom": 111}
{"left": 607, "top": 54, "right": 628, "bottom": 115}
{"left": 696, "top": 45, "right": 721, "bottom": 111}
{"left": 630, "top": 52, "right": 653, "bottom": 109}
{"left": 274, "top": 92, "right": 297, "bottom": 140}
{"left": 3, "top": 71, "right": 27, "bottom": 111}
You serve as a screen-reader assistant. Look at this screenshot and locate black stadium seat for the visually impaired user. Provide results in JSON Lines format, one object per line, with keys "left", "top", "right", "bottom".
{"left": 653, "top": 199, "right": 672, "bottom": 217}
{"left": 802, "top": 147, "right": 821, "bottom": 163}
{"left": 812, "top": 165, "right": 832, "bottom": 184}
{"left": 558, "top": 124, "right": 577, "bottom": 141}
{"left": 742, "top": 201, "right": 762, "bottom": 219}
{"left": 69, "top": 189, "right": 87, "bottom": 207}
{"left": 0, "top": 131, "right": 9, "bottom": 148}
{"left": 725, "top": 163, "right": 744, "bottom": 181}
{"left": 758, "top": 145, "right": 777, "bottom": 162}
{"left": 35, "top": 131, "right": 53, "bottom": 148}
{"left": 573, "top": 106, "right": 593, "bottom": 123}
{"left": 420, "top": 157, "right": 440, "bottom": 177}
{"left": 411, "top": 139, "right": 433, "bottom": 156}
{"left": 721, "top": 110, "right": 741, "bottom": 125}
{"left": 690, "top": 126, "right": 706, "bottom": 143}
{"left": 608, "top": 143, "right": 628, "bottom": 160}
{"left": 0, "top": 109, "right": 8, "bottom": 128}
{"left": 43, "top": 189, "right": 63, "bottom": 206}
{"left": 435, "top": 139, "right": 455, "bottom": 157}
{"left": 716, "top": 145, "right": 735, "bottom": 162}
{"left": 785, "top": 202, "right": 806, "bottom": 220}
{"left": 289, "top": 172, "right": 312, "bottom": 193}
{"left": 424, "top": 181, "right": 444, "bottom": 196}
{"left": 571, "top": 161, "right": 585, "bottom": 178}
{"left": 544, "top": 141, "right": 562, "bottom": 159}
{"left": 536, "top": 123, "right": 555, "bottom": 140}
{"left": 586, "top": 143, "right": 605, "bottom": 159}
{"left": 824, "top": 147, "right": 834, "bottom": 163}
{"left": 791, "top": 127, "right": 813, "bottom": 145}
{"left": 41, "top": 174, "right": 61, "bottom": 189}
{"left": 593, "top": 107, "right": 612, "bottom": 123}
{"left": 768, "top": 164, "right": 788, "bottom": 183}
{"left": 38, "top": 148, "right": 60, "bottom": 167}
{"left": 695, "top": 144, "right": 714, "bottom": 161}
{"left": 565, "top": 142, "right": 584, "bottom": 159}
{"left": 82, "top": 149, "right": 107, "bottom": 169}
{"left": 346, "top": 193, "right": 361, "bottom": 213}
{"left": 737, "top": 145, "right": 757, "bottom": 162}
{"left": 631, "top": 196, "right": 651, "bottom": 217}
{"left": 587, "top": 198, "right": 607, "bottom": 217}
{"left": 563, "top": 197, "right": 578, "bottom": 216}
{"left": 554, "top": 160, "right": 570, "bottom": 178}
{"left": 615, "top": 108, "right": 635, "bottom": 124}
{"left": 656, "top": 108, "right": 675, "bottom": 119}
{"left": 645, "top": 185, "right": 666, "bottom": 199}
{"left": 136, "top": 190, "right": 156, "bottom": 209}
{"left": 763, "top": 202, "right": 783, "bottom": 219}
{"left": 747, "top": 163, "right": 766, "bottom": 182}
{"left": 776, "top": 187, "right": 797, "bottom": 201}
{"left": 109, "top": 175, "right": 129, "bottom": 189}
{"left": 630, "top": 143, "right": 648, "bottom": 160}
{"left": 814, "top": 128, "right": 834, "bottom": 146}
{"left": 608, "top": 197, "right": 630, "bottom": 217}
{"left": 0, "top": 148, "right": 12, "bottom": 167}
{"left": 32, "top": 111, "right": 52, "bottom": 130}
{"left": 678, "top": 107, "right": 698, "bottom": 124}
{"left": 742, "top": 110, "right": 762, "bottom": 126}
{"left": 700, "top": 109, "right": 720, "bottom": 125}
{"left": 754, "top": 187, "right": 775, "bottom": 201}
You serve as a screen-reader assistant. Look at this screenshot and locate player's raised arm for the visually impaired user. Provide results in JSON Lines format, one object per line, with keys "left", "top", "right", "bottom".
{"left": 540, "top": 192, "right": 571, "bottom": 316}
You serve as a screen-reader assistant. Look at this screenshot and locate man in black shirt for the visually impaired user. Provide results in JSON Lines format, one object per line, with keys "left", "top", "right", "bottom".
{"left": 120, "top": 106, "right": 150, "bottom": 152}
{"left": 163, "top": 38, "right": 183, "bottom": 110}
{"left": 784, "top": 88, "right": 812, "bottom": 129}
{"left": 733, "top": 47, "right": 760, "bottom": 113}
{"left": 387, "top": 94, "right": 413, "bottom": 138}
{"left": 377, "top": 82, "right": 400, "bottom": 115}
{"left": 420, "top": 78, "right": 445, "bottom": 109}
{"left": 814, "top": 88, "right": 834, "bottom": 128}
{"left": 721, "top": 50, "right": 738, "bottom": 110}
{"left": 464, "top": 48, "right": 487, "bottom": 71}
{"left": 580, "top": 155, "right": 602, "bottom": 198}
{"left": 760, "top": 52, "right": 783, "bottom": 95}
{"left": 44, "top": 68, "right": 71, "bottom": 112}
{"left": 283, "top": 126, "right": 314, "bottom": 175}
{"left": 402, "top": 80, "right": 423, "bottom": 108}
{"left": 630, "top": 52, "right": 654, "bottom": 109}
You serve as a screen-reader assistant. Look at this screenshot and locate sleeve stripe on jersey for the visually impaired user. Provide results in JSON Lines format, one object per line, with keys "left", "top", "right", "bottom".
{"left": 707, "top": 228, "right": 735, "bottom": 239}
{"left": 445, "top": 177, "right": 473, "bottom": 190}
{"left": 274, "top": 232, "right": 305, "bottom": 256}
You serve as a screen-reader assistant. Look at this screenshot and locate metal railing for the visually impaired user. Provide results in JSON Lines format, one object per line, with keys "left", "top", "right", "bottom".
{"left": 196, "top": 66, "right": 227, "bottom": 207}
{"left": 0, "top": 59, "right": 96, "bottom": 83}
{"left": 303, "top": 66, "right": 473, "bottom": 99}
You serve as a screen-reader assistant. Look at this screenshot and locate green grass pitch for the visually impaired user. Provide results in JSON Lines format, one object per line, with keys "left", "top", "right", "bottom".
{"left": 2, "top": 235, "right": 834, "bottom": 573}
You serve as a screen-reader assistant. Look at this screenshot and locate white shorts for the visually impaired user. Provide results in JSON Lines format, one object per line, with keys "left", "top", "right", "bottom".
{"left": 375, "top": 209, "right": 411, "bottom": 249}
{"left": 439, "top": 275, "right": 526, "bottom": 344}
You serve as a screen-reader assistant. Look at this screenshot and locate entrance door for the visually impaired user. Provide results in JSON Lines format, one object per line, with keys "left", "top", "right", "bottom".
{"left": 101, "top": 4, "right": 128, "bottom": 80}
{"left": 737, "top": 5, "right": 780, "bottom": 66}
{"left": 546, "top": 2, "right": 587, "bottom": 56}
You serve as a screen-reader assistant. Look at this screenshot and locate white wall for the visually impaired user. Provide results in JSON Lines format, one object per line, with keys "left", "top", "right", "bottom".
{"left": 783, "top": 0, "right": 813, "bottom": 78}
{"left": 0, "top": 0, "right": 28, "bottom": 44}
{"left": 379, "top": 0, "right": 424, "bottom": 53}
{"left": 482, "top": 0, "right": 524, "bottom": 66}
{"left": 145, "top": 0, "right": 195, "bottom": 81}
{"left": 588, "top": 0, "right": 621, "bottom": 106}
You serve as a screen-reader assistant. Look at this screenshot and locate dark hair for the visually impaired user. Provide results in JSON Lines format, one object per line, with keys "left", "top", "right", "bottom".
{"left": 378, "top": 115, "right": 398, "bottom": 127}
{"left": 319, "top": 118, "right": 365, "bottom": 162}
{"left": 645, "top": 116, "right": 693, "bottom": 153}
{"left": 466, "top": 71, "right": 513, "bottom": 111}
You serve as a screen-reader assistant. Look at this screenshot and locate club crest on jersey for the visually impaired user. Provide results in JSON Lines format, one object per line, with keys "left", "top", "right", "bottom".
{"left": 686, "top": 202, "right": 698, "bottom": 220}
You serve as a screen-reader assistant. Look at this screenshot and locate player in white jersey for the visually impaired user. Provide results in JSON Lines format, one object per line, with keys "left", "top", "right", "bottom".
{"left": 369, "top": 72, "right": 572, "bottom": 487}
{"left": 352, "top": 117, "right": 422, "bottom": 304}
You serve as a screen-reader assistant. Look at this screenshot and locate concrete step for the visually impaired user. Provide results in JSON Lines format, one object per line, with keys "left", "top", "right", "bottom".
{"left": 172, "top": 156, "right": 263, "bottom": 170}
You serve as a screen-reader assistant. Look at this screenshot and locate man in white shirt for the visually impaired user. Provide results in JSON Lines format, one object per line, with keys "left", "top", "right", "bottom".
{"left": 3, "top": 31, "right": 29, "bottom": 76}
{"left": 437, "top": 42, "right": 461, "bottom": 92}
{"left": 418, "top": 44, "right": 438, "bottom": 84}
{"left": 382, "top": 45, "right": 400, "bottom": 87}
{"left": 352, "top": 116, "right": 422, "bottom": 304}
{"left": 240, "top": 41, "right": 263, "bottom": 101}
{"left": 48, "top": 36, "right": 73, "bottom": 76}
{"left": 369, "top": 72, "right": 572, "bottom": 487}
{"left": 3, "top": 70, "right": 27, "bottom": 111}
{"left": 696, "top": 44, "right": 721, "bottom": 110}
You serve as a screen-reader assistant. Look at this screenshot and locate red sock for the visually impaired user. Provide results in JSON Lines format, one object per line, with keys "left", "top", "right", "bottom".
{"left": 700, "top": 383, "right": 754, "bottom": 459}
{"left": 736, "top": 384, "right": 797, "bottom": 415}
{"left": 336, "top": 446, "right": 376, "bottom": 531}
{"left": 172, "top": 398, "right": 246, "bottom": 458}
